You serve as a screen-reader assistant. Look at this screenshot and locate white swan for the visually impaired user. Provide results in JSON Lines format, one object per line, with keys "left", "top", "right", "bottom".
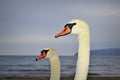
{"left": 36, "top": 47, "right": 61, "bottom": 80}
{"left": 55, "top": 19, "right": 90, "bottom": 80}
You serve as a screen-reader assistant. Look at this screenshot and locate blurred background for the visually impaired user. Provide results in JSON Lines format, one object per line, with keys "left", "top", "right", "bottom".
{"left": 0, "top": 0, "right": 120, "bottom": 56}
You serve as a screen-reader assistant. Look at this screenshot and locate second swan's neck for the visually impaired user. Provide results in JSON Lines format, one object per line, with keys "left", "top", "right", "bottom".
{"left": 49, "top": 54, "right": 60, "bottom": 80}
{"left": 75, "top": 31, "right": 90, "bottom": 80}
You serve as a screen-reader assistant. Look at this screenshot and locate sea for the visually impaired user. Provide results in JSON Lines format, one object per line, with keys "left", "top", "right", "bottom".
{"left": 0, "top": 55, "right": 120, "bottom": 77}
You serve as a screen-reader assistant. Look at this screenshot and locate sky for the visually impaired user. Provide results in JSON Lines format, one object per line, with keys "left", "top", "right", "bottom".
{"left": 0, "top": 0, "right": 120, "bottom": 56}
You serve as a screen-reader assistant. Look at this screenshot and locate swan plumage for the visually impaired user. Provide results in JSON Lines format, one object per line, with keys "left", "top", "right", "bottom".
{"left": 55, "top": 19, "right": 90, "bottom": 80}
{"left": 36, "top": 47, "right": 61, "bottom": 80}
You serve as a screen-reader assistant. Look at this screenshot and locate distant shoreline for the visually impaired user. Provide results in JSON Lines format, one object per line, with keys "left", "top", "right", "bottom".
{"left": 1, "top": 48, "right": 120, "bottom": 56}
{"left": 0, "top": 76, "right": 120, "bottom": 80}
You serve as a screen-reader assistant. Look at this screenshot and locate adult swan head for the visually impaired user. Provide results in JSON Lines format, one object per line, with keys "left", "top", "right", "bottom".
{"left": 36, "top": 47, "right": 61, "bottom": 80}
{"left": 55, "top": 19, "right": 90, "bottom": 80}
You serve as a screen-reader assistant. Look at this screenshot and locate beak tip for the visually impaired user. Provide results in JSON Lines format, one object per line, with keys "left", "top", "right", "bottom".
{"left": 36, "top": 58, "right": 38, "bottom": 61}
{"left": 55, "top": 36, "right": 58, "bottom": 38}
{"left": 55, "top": 34, "right": 61, "bottom": 38}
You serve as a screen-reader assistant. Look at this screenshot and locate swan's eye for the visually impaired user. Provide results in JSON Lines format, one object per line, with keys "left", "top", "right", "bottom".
{"left": 73, "top": 23, "right": 76, "bottom": 25}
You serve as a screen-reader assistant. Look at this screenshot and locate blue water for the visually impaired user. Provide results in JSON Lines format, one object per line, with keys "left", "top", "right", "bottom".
{"left": 0, "top": 55, "right": 120, "bottom": 77}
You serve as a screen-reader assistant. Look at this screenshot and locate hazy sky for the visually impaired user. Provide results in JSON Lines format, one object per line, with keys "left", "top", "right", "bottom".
{"left": 0, "top": 0, "right": 120, "bottom": 55}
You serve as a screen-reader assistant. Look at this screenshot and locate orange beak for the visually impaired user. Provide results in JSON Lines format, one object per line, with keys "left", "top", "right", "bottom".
{"left": 36, "top": 52, "right": 47, "bottom": 61}
{"left": 55, "top": 26, "right": 71, "bottom": 38}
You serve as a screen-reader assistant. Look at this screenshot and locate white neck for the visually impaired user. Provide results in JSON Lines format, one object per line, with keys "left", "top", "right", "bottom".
{"left": 49, "top": 54, "right": 60, "bottom": 80}
{"left": 74, "top": 31, "right": 90, "bottom": 80}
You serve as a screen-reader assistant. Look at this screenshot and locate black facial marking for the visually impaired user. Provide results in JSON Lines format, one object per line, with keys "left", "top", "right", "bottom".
{"left": 41, "top": 50, "right": 49, "bottom": 54}
{"left": 64, "top": 23, "right": 76, "bottom": 29}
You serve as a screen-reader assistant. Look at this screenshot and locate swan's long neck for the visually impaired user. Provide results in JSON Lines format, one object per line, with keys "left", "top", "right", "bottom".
{"left": 49, "top": 54, "right": 60, "bottom": 80}
{"left": 75, "top": 30, "right": 90, "bottom": 80}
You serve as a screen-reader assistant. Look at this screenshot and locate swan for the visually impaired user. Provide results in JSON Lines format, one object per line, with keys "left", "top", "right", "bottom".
{"left": 36, "top": 47, "right": 61, "bottom": 80}
{"left": 55, "top": 19, "right": 90, "bottom": 80}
